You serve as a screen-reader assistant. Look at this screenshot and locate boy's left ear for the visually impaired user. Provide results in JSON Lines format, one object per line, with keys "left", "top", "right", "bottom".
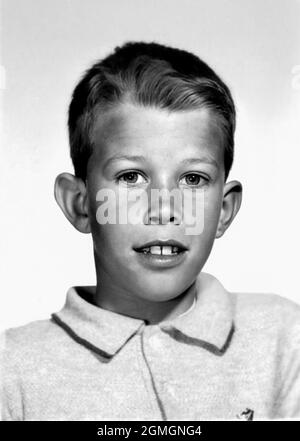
{"left": 216, "top": 180, "right": 242, "bottom": 238}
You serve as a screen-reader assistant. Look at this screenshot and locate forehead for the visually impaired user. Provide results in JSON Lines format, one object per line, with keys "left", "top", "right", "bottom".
{"left": 91, "top": 102, "right": 224, "bottom": 164}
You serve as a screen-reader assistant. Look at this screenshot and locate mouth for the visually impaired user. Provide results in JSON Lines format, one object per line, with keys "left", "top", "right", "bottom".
{"left": 133, "top": 240, "right": 188, "bottom": 262}
{"left": 133, "top": 239, "right": 188, "bottom": 269}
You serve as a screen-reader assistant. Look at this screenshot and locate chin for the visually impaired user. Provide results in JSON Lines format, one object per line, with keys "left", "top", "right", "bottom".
{"left": 136, "top": 279, "right": 191, "bottom": 303}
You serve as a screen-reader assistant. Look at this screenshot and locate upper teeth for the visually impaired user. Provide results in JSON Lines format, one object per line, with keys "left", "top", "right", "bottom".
{"left": 142, "top": 246, "right": 180, "bottom": 255}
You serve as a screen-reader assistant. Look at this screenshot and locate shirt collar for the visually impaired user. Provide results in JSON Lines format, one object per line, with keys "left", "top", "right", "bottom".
{"left": 159, "top": 273, "right": 234, "bottom": 355}
{"left": 52, "top": 272, "right": 234, "bottom": 358}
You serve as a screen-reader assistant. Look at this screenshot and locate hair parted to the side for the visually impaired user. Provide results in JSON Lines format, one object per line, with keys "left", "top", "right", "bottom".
{"left": 68, "top": 41, "right": 236, "bottom": 181}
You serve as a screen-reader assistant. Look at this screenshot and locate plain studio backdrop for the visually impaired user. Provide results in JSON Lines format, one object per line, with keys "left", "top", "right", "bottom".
{"left": 0, "top": 0, "right": 299, "bottom": 332}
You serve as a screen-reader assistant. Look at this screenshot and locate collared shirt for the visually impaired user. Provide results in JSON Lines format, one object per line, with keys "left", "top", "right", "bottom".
{"left": 1, "top": 273, "right": 300, "bottom": 420}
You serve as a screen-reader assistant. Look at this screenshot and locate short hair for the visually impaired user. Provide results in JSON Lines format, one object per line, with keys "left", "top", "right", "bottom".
{"left": 68, "top": 41, "right": 236, "bottom": 181}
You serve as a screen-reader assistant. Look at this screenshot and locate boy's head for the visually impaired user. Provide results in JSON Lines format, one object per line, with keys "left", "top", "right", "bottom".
{"left": 55, "top": 41, "right": 242, "bottom": 318}
{"left": 68, "top": 41, "right": 236, "bottom": 182}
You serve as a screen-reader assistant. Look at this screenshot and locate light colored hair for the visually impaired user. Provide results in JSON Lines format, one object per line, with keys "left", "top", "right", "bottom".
{"left": 68, "top": 41, "right": 236, "bottom": 181}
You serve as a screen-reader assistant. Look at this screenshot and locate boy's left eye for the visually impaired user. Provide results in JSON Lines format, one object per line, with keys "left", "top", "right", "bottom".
{"left": 180, "top": 173, "right": 207, "bottom": 186}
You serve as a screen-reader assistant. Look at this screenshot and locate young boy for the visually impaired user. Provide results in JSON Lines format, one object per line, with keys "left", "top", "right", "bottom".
{"left": 1, "top": 41, "right": 300, "bottom": 421}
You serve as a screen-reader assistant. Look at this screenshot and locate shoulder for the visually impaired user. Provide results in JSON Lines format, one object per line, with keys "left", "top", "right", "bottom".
{"left": 0, "top": 318, "right": 65, "bottom": 420}
{"left": 2, "top": 318, "right": 66, "bottom": 369}
{"left": 232, "top": 291, "right": 300, "bottom": 317}
{"left": 229, "top": 292, "right": 300, "bottom": 418}
{"left": 4, "top": 317, "right": 62, "bottom": 345}
{"left": 231, "top": 291, "right": 300, "bottom": 338}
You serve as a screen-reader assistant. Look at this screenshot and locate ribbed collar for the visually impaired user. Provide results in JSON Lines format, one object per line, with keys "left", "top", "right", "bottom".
{"left": 52, "top": 272, "right": 234, "bottom": 358}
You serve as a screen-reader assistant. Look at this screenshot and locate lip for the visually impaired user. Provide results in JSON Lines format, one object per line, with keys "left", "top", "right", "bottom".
{"left": 133, "top": 239, "right": 188, "bottom": 269}
{"left": 133, "top": 239, "right": 188, "bottom": 251}
{"left": 134, "top": 248, "right": 188, "bottom": 269}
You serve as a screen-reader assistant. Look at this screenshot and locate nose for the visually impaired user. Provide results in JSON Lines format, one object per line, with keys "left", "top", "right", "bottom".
{"left": 144, "top": 186, "right": 182, "bottom": 226}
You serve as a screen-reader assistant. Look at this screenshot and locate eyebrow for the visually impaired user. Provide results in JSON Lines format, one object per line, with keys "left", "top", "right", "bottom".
{"left": 180, "top": 157, "right": 219, "bottom": 169}
{"left": 103, "top": 154, "right": 219, "bottom": 170}
{"left": 103, "top": 155, "right": 147, "bottom": 170}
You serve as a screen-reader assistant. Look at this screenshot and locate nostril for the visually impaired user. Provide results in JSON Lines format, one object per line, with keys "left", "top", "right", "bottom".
{"left": 146, "top": 215, "right": 160, "bottom": 225}
{"left": 144, "top": 215, "right": 181, "bottom": 225}
{"left": 170, "top": 216, "right": 181, "bottom": 225}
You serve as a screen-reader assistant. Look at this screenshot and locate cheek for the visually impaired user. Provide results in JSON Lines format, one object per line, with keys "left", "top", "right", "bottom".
{"left": 92, "top": 223, "right": 134, "bottom": 250}
{"left": 203, "top": 187, "right": 223, "bottom": 227}
{"left": 86, "top": 181, "right": 146, "bottom": 257}
{"left": 189, "top": 197, "right": 222, "bottom": 271}
{"left": 91, "top": 225, "right": 138, "bottom": 272}
{"left": 188, "top": 188, "right": 223, "bottom": 252}
{"left": 88, "top": 179, "right": 147, "bottom": 224}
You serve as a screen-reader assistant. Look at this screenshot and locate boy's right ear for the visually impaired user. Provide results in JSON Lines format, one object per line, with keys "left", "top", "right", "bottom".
{"left": 54, "top": 173, "right": 91, "bottom": 234}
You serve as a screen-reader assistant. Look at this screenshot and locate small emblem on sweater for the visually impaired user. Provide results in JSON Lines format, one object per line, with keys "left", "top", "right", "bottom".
{"left": 236, "top": 408, "right": 254, "bottom": 420}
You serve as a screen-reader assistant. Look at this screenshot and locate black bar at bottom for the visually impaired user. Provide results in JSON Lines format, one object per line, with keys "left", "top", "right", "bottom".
{"left": 0, "top": 420, "right": 298, "bottom": 439}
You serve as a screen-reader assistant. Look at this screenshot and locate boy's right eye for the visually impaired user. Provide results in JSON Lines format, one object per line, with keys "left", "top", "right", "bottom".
{"left": 117, "top": 171, "right": 147, "bottom": 185}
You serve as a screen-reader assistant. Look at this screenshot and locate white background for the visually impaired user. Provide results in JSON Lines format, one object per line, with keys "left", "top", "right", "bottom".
{"left": 0, "top": 0, "right": 299, "bottom": 332}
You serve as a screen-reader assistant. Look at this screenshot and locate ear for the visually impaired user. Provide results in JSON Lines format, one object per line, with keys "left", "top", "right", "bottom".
{"left": 215, "top": 180, "right": 242, "bottom": 239}
{"left": 54, "top": 173, "right": 91, "bottom": 234}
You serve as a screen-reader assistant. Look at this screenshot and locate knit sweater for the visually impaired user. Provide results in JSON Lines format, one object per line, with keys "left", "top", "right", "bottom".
{"left": 1, "top": 273, "right": 300, "bottom": 420}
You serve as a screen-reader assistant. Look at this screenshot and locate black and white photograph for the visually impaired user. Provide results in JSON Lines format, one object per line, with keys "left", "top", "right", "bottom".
{"left": 0, "top": 0, "right": 300, "bottom": 426}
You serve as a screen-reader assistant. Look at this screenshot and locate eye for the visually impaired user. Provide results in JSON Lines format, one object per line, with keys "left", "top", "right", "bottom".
{"left": 180, "top": 173, "right": 208, "bottom": 187}
{"left": 117, "top": 171, "right": 147, "bottom": 185}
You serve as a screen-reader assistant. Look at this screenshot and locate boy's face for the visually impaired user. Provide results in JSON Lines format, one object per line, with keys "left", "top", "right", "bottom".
{"left": 82, "top": 102, "right": 238, "bottom": 304}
